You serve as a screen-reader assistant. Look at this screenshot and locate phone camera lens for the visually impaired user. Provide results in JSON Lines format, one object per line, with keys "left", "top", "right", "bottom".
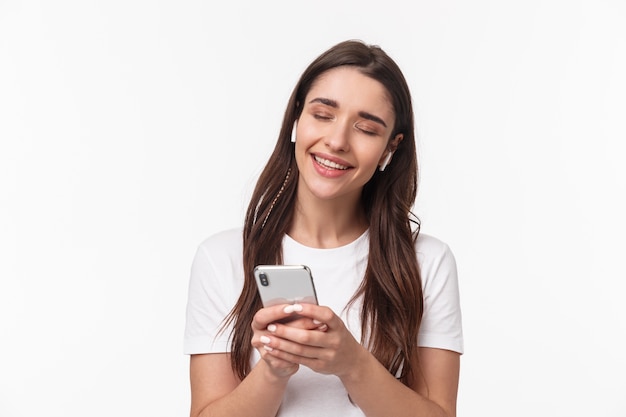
{"left": 259, "top": 273, "right": 269, "bottom": 286}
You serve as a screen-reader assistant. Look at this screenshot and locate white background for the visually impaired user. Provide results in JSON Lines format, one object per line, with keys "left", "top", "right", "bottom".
{"left": 1, "top": 0, "right": 625, "bottom": 415}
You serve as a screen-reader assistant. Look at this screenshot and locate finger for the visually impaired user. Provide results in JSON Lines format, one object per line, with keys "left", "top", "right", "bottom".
{"left": 252, "top": 303, "right": 307, "bottom": 330}
{"left": 266, "top": 321, "right": 326, "bottom": 340}
{"left": 289, "top": 304, "right": 338, "bottom": 329}
{"left": 266, "top": 322, "right": 327, "bottom": 349}
{"left": 276, "top": 316, "right": 325, "bottom": 331}
{"left": 311, "top": 319, "right": 329, "bottom": 332}
{"left": 253, "top": 335, "right": 301, "bottom": 373}
{"left": 260, "top": 333, "right": 323, "bottom": 361}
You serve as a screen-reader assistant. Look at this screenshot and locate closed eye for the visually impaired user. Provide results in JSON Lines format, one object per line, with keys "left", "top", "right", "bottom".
{"left": 313, "top": 113, "right": 333, "bottom": 121}
{"left": 358, "top": 128, "right": 377, "bottom": 136}
{"left": 355, "top": 122, "right": 381, "bottom": 136}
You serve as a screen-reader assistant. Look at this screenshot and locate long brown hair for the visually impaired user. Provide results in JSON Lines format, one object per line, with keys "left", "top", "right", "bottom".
{"left": 222, "top": 40, "right": 423, "bottom": 385}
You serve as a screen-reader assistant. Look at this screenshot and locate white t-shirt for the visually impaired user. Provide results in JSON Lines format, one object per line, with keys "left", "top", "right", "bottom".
{"left": 184, "top": 228, "right": 463, "bottom": 416}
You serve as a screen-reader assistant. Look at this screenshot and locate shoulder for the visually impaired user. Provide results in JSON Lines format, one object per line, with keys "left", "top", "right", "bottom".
{"left": 189, "top": 227, "right": 245, "bottom": 294}
{"left": 414, "top": 232, "right": 458, "bottom": 291}
{"left": 415, "top": 232, "right": 454, "bottom": 263}
{"left": 192, "top": 227, "right": 244, "bottom": 275}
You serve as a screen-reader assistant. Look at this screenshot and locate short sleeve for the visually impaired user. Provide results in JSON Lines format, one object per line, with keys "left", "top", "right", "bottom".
{"left": 416, "top": 235, "right": 464, "bottom": 354}
{"left": 183, "top": 229, "right": 244, "bottom": 354}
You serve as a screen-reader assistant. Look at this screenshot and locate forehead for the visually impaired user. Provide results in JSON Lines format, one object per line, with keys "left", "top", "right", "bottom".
{"left": 305, "top": 66, "right": 395, "bottom": 116}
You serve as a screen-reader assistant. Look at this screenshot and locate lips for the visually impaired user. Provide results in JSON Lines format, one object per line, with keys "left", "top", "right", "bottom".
{"left": 313, "top": 155, "right": 350, "bottom": 170}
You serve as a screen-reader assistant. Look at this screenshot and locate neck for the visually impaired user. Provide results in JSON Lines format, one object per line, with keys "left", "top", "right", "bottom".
{"left": 288, "top": 187, "right": 368, "bottom": 249}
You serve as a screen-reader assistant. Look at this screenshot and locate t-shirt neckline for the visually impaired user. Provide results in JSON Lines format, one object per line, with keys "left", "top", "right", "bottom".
{"left": 283, "top": 229, "right": 369, "bottom": 253}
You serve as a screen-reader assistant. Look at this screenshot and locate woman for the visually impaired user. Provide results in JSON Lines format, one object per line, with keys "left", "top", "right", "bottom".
{"left": 184, "top": 40, "right": 463, "bottom": 417}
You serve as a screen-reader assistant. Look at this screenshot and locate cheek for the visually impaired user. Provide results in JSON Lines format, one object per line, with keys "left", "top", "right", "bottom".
{"left": 293, "top": 140, "right": 313, "bottom": 172}
{"left": 297, "top": 121, "right": 324, "bottom": 144}
{"left": 358, "top": 143, "right": 387, "bottom": 167}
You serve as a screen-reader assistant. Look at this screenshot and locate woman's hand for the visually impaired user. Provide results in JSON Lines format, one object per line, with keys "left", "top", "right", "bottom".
{"left": 251, "top": 303, "right": 328, "bottom": 380}
{"left": 257, "top": 303, "right": 365, "bottom": 379}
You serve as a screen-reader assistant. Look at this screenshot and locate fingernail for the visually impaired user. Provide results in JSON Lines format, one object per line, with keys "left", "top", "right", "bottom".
{"left": 313, "top": 319, "right": 322, "bottom": 325}
{"left": 283, "top": 305, "right": 294, "bottom": 314}
{"left": 263, "top": 345, "right": 273, "bottom": 352}
{"left": 267, "top": 324, "right": 277, "bottom": 332}
{"left": 260, "top": 335, "right": 271, "bottom": 344}
{"left": 292, "top": 303, "right": 303, "bottom": 312}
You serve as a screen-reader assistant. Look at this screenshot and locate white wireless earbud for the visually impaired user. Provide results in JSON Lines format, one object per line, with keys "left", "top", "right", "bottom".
{"left": 379, "top": 152, "right": 393, "bottom": 171}
{"left": 290, "top": 122, "right": 297, "bottom": 143}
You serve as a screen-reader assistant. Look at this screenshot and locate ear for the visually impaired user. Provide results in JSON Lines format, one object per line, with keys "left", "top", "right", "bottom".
{"left": 389, "top": 133, "right": 403, "bottom": 152}
{"left": 378, "top": 133, "right": 404, "bottom": 170}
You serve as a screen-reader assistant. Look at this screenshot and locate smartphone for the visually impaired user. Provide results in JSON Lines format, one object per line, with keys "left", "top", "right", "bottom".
{"left": 253, "top": 264, "right": 318, "bottom": 308}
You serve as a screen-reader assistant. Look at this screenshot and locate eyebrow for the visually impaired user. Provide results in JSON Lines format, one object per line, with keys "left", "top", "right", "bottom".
{"left": 309, "top": 97, "right": 388, "bottom": 128}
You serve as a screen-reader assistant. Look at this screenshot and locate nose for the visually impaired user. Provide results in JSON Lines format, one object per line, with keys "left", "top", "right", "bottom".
{"left": 323, "top": 120, "right": 351, "bottom": 152}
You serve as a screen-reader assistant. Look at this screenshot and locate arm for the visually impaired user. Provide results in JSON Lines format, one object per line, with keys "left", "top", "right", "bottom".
{"left": 340, "top": 347, "right": 460, "bottom": 417}
{"left": 189, "top": 304, "right": 324, "bottom": 417}
{"left": 189, "top": 353, "right": 289, "bottom": 417}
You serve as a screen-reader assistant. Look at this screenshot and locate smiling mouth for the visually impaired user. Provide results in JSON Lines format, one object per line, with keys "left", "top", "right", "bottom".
{"left": 314, "top": 155, "right": 350, "bottom": 170}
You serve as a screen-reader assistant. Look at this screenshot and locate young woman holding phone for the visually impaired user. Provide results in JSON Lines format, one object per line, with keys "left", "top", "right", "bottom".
{"left": 184, "top": 40, "right": 463, "bottom": 417}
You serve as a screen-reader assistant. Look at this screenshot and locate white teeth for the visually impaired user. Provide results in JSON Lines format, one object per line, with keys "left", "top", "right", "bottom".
{"left": 314, "top": 155, "right": 349, "bottom": 170}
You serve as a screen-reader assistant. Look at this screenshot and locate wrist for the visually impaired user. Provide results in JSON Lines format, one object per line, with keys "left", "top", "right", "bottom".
{"left": 258, "top": 359, "right": 297, "bottom": 386}
{"left": 338, "top": 344, "right": 372, "bottom": 384}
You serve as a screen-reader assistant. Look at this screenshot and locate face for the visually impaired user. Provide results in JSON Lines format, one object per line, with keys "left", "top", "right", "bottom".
{"left": 294, "top": 66, "right": 402, "bottom": 205}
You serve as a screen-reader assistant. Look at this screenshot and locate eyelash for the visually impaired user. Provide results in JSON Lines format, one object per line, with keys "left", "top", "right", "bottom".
{"left": 312, "top": 113, "right": 379, "bottom": 136}
{"left": 357, "top": 126, "right": 377, "bottom": 136}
